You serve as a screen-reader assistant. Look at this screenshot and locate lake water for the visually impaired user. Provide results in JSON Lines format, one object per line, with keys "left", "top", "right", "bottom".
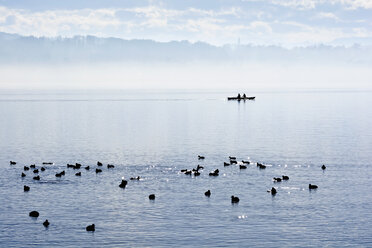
{"left": 0, "top": 89, "right": 371, "bottom": 247}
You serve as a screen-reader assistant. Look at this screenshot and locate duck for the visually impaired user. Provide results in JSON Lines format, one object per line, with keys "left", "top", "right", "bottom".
{"left": 86, "top": 224, "right": 95, "bottom": 232}
{"left": 321, "top": 164, "right": 326, "bottom": 170}
{"left": 74, "top": 163, "right": 81, "bottom": 169}
{"left": 239, "top": 165, "right": 247, "bottom": 169}
{"left": 42, "top": 162, "right": 53, "bottom": 165}
{"left": 130, "top": 176, "right": 140, "bottom": 180}
{"left": 55, "top": 173, "right": 62, "bottom": 178}
{"left": 309, "top": 184, "right": 318, "bottom": 189}
{"left": 273, "top": 177, "right": 282, "bottom": 182}
{"left": 242, "top": 160, "right": 250, "bottom": 164}
{"left": 95, "top": 168, "right": 102, "bottom": 174}
{"left": 75, "top": 172, "right": 81, "bottom": 176}
{"left": 229, "top": 156, "right": 236, "bottom": 160}
{"left": 10, "top": 161, "right": 16, "bottom": 165}
{"left": 231, "top": 195, "right": 240, "bottom": 203}
{"left": 43, "top": 219, "right": 50, "bottom": 227}
{"left": 209, "top": 169, "right": 219, "bottom": 176}
{"left": 282, "top": 175, "right": 289, "bottom": 180}
{"left": 67, "top": 164, "right": 75, "bottom": 168}
{"left": 107, "top": 164, "right": 115, "bottom": 169}
{"left": 33, "top": 175, "right": 40, "bottom": 180}
{"left": 33, "top": 169, "right": 39, "bottom": 174}
{"left": 184, "top": 170, "right": 192, "bottom": 175}
{"left": 230, "top": 160, "right": 238, "bottom": 165}
{"left": 149, "top": 194, "right": 156, "bottom": 200}
{"left": 198, "top": 155, "right": 205, "bottom": 160}
{"left": 24, "top": 166, "right": 30, "bottom": 171}
{"left": 204, "top": 190, "right": 211, "bottom": 197}
{"left": 21, "top": 172, "right": 26, "bottom": 177}
{"left": 258, "top": 164, "right": 266, "bottom": 169}
{"left": 194, "top": 171, "right": 200, "bottom": 176}
{"left": 224, "top": 162, "right": 230, "bottom": 166}
{"left": 30, "top": 164, "right": 36, "bottom": 168}
{"left": 97, "top": 161, "right": 103, "bottom": 166}
{"left": 269, "top": 187, "right": 277, "bottom": 195}
{"left": 29, "top": 211, "right": 39, "bottom": 217}
{"left": 40, "top": 167, "right": 45, "bottom": 171}
{"left": 60, "top": 170, "right": 65, "bottom": 176}
{"left": 119, "top": 179, "right": 127, "bottom": 188}
{"left": 85, "top": 166, "right": 90, "bottom": 170}
{"left": 24, "top": 185, "right": 30, "bottom": 191}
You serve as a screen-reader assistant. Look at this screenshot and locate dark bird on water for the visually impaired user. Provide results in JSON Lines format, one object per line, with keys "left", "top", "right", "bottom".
{"left": 209, "top": 169, "right": 219, "bottom": 176}
{"left": 229, "top": 156, "right": 236, "bottom": 160}
{"left": 86, "top": 224, "right": 95, "bottom": 232}
{"left": 10, "top": 161, "right": 16, "bottom": 165}
{"left": 75, "top": 172, "right": 81, "bottom": 176}
{"left": 29, "top": 211, "right": 39, "bottom": 217}
{"left": 43, "top": 219, "right": 50, "bottom": 227}
{"left": 67, "top": 164, "right": 74, "bottom": 168}
{"left": 231, "top": 195, "right": 240, "bottom": 203}
{"left": 107, "top": 164, "right": 115, "bottom": 169}
{"left": 30, "top": 164, "right": 36, "bottom": 168}
{"left": 97, "top": 161, "right": 103, "bottom": 166}
{"left": 130, "top": 176, "right": 140, "bottom": 180}
{"left": 55, "top": 173, "right": 62, "bottom": 177}
{"left": 239, "top": 165, "right": 247, "bottom": 169}
{"left": 33, "top": 175, "right": 40, "bottom": 180}
{"left": 41, "top": 167, "right": 45, "bottom": 171}
{"left": 204, "top": 190, "right": 211, "bottom": 197}
{"left": 24, "top": 166, "right": 30, "bottom": 171}
{"left": 309, "top": 184, "right": 318, "bottom": 189}
{"left": 273, "top": 177, "right": 282, "bottom": 182}
{"left": 194, "top": 171, "right": 200, "bottom": 176}
{"left": 33, "top": 169, "right": 39, "bottom": 174}
{"left": 119, "top": 179, "right": 127, "bottom": 188}
{"left": 95, "top": 168, "right": 102, "bottom": 173}
{"left": 85, "top": 166, "right": 90, "bottom": 170}
{"left": 242, "top": 160, "right": 250, "bottom": 164}
{"left": 224, "top": 162, "right": 230, "bottom": 166}
{"left": 21, "top": 172, "right": 26, "bottom": 177}
{"left": 43, "top": 162, "right": 53, "bottom": 165}
{"left": 24, "top": 185, "right": 30, "bottom": 191}
{"left": 198, "top": 155, "right": 205, "bottom": 160}
{"left": 270, "top": 187, "right": 277, "bottom": 195}
{"left": 230, "top": 160, "right": 238, "bottom": 165}
{"left": 321, "top": 164, "right": 326, "bottom": 170}
{"left": 282, "top": 175, "right": 289, "bottom": 180}
{"left": 149, "top": 194, "right": 156, "bottom": 200}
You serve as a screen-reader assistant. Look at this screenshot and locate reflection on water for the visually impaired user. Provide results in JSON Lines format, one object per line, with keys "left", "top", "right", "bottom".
{"left": 0, "top": 90, "right": 372, "bottom": 247}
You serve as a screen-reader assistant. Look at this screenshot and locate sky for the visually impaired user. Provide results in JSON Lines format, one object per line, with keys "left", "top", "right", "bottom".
{"left": 0, "top": 0, "right": 371, "bottom": 47}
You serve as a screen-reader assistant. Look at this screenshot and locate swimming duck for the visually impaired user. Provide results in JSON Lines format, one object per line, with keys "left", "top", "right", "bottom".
{"left": 85, "top": 166, "right": 90, "bottom": 170}
{"left": 270, "top": 187, "right": 277, "bottom": 195}
{"left": 67, "top": 164, "right": 75, "bottom": 168}
{"left": 24, "top": 185, "right": 30, "bottom": 191}
{"left": 230, "top": 160, "right": 238, "bottom": 165}
{"left": 149, "top": 194, "right": 155, "bottom": 200}
{"left": 75, "top": 172, "right": 81, "bottom": 176}
{"left": 29, "top": 211, "right": 39, "bottom": 217}
{"left": 97, "top": 161, "right": 103, "bottom": 166}
{"left": 86, "top": 224, "right": 95, "bottom": 232}
{"left": 24, "top": 166, "right": 30, "bottom": 171}
{"left": 309, "top": 184, "right": 318, "bottom": 189}
{"left": 33, "top": 169, "right": 39, "bottom": 174}
{"left": 224, "top": 162, "right": 230, "bottom": 166}
{"left": 43, "top": 219, "right": 49, "bottom": 227}
{"left": 273, "top": 177, "right": 282, "bottom": 182}
{"left": 30, "top": 164, "right": 36, "bottom": 168}
{"left": 40, "top": 167, "right": 45, "bottom": 171}
{"left": 194, "top": 171, "right": 201, "bottom": 176}
{"left": 198, "top": 155, "right": 205, "bottom": 160}
{"left": 239, "top": 165, "right": 247, "bottom": 169}
{"left": 204, "top": 190, "right": 211, "bottom": 197}
{"left": 282, "top": 175, "right": 289, "bottom": 180}
{"left": 10, "top": 161, "right": 16, "bottom": 165}
{"left": 21, "top": 172, "right": 26, "bottom": 177}
{"left": 242, "top": 160, "right": 250, "bottom": 164}
{"left": 130, "top": 176, "right": 140, "bottom": 180}
{"left": 107, "top": 164, "right": 115, "bottom": 169}
{"left": 229, "top": 156, "right": 236, "bottom": 160}
{"left": 209, "top": 169, "right": 219, "bottom": 176}
{"left": 119, "top": 179, "right": 127, "bottom": 188}
{"left": 231, "top": 195, "right": 240, "bottom": 203}
{"left": 42, "top": 162, "right": 53, "bottom": 165}
{"left": 321, "top": 165, "right": 326, "bottom": 170}
{"left": 95, "top": 168, "right": 102, "bottom": 174}
{"left": 33, "top": 175, "right": 40, "bottom": 180}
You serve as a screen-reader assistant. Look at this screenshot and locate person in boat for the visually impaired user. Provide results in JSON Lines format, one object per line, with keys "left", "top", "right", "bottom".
{"left": 243, "top": 93, "right": 246, "bottom": 98}
{"left": 237, "top": 93, "right": 241, "bottom": 99}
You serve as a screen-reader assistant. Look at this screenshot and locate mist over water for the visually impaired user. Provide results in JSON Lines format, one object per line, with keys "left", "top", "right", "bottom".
{"left": 1, "top": 90, "right": 371, "bottom": 247}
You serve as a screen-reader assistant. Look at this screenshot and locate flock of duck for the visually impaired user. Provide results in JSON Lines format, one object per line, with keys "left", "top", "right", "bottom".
{"left": 11, "top": 156, "right": 326, "bottom": 232}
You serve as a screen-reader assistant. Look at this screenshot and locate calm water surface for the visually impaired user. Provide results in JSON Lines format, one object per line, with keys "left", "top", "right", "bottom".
{"left": 0, "top": 89, "right": 371, "bottom": 247}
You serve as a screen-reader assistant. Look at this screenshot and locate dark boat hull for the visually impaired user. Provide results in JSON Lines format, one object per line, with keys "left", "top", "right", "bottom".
{"left": 227, "top": 96, "right": 255, "bottom": 100}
